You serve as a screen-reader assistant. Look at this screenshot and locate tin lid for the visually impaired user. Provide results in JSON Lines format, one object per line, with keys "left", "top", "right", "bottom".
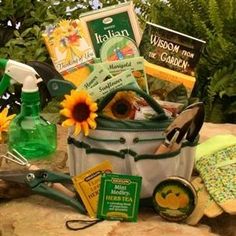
{"left": 153, "top": 176, "right": 197, "bottom": 222}
{"left": 100, "top": 35, "right": 140, "bottom": 62}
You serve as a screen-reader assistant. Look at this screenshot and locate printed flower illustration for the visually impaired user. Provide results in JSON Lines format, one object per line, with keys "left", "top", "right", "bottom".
{"left": 103, "top": 92, "right": 137, "bottom": 120}
{"left": 60, "top": 90, "right": 98, "bottom": 136}
{"left": 45, "top": 19, "right": 89, "bottom": 63}
{"left": 0, "top": 108, "right": 16, "bottom": 142}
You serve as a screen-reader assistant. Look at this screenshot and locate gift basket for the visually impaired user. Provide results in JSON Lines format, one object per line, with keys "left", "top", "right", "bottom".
{"left": 0, "top": 0, "right": 209, "bottom": 228}
{"left": 67, "top": 85, "right": 202, "bottom": 201}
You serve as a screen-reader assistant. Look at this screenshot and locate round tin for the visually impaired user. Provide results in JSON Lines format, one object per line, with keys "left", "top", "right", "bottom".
{"left": 153, "top": 176, "right": 197, "bottom": 222}
{"left": 100, "top": 35, "right": 140, "bottom": 62}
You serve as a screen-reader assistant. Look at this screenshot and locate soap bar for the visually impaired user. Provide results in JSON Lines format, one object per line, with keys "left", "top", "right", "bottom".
{"left": 72, "top": 160, "right": 112, "bottom": 218}
{"left": 153, "top": 176, "right": 197, "bottom": 222}
{"left": 97, "top": 173, "right": 142, "bottom": 222}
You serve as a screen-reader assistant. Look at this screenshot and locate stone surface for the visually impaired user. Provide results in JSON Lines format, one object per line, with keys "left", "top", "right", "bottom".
{"left": 0, "top": 123, "right": 236, "bottom": 236}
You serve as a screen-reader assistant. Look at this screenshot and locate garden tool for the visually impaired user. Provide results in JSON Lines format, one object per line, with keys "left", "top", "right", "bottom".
{"left": 155, "top": 102, "right": 204, "bottom": 154}
{"left": 0, "top": 169, "right": 86, "bottom": 214}
{"left": 1, "top": 149, "right": 75, "bottom": 198}
{"left": 0, "top": 60, "right": 75, "bottom": 113}
{"left": 28, "top": 61, "right": 76, "bottom": 97}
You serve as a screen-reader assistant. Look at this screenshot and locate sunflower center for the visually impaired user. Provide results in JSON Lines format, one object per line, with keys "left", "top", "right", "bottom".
{"left": 73, "top": 103, "right": 90, "bottom": 122}
{"left": 111, "top": 99, "right": 132, "bottom": 119}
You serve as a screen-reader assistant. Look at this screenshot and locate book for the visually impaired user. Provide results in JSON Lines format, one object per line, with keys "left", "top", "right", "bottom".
{"left": 79, "top": 1, "right": 142, "bottom": 57}
{"left": 139, "top": 22, "right": 206, "bottom": 77}
{"left": 42, "top": 19, "right": 95, "bottom": 86}
{"left": 144, "top": 61, "right": 196, "bottom": 99}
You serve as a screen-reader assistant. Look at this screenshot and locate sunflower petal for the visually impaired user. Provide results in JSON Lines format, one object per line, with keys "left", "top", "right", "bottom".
{"left": 5, "top": 114, "right": 16, "bottom": 121}
{"left": 0, "top": 120, "right": 11, "bottom": 131}
{"left": 71, "top": 90, "right": 80, "bottom": 100}
{"left": 74, "top": 123, "right": 82, "bottom": 136}
{"left": 60, "top": 108, "right": 72, "bottom": 118}
{"left": 61, "top": 100, "right": 72, "bottom": 110}
{"left": 1, "top": 108, "right": 8, "bottom": 118}
{"left": 89, "top": 112, "right": 98, "bottom": 120}
{"left": 85, "top": 96, "right": 92, "bottom": 105}
{"left": 0, "top": 108, "right": 8, "bottom": 120}
{"left": 70, "top": 89, "right": 78, "bottom": 97}
{"left": 61, "top": 118, "right": 75, "bottom": 127}
{"left": 81, "top": 121, "right": 89, "bottom": 136}
{"left": 87, "top": 118, "right": 97, "bottom": 129}
{"left": 76, "top": 90, "right": 87, "bottom": 103}
{"left": 89, "top": 103, "right": 98, "bottom": 112}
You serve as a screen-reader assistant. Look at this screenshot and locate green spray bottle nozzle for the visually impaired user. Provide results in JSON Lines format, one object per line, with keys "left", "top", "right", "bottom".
{"left": 0, "top": 59, "right": 11, "bottom": 96}
{"left": 0, "top": 58, "right": 7, "bottom": 69}
{"left": 0, "top": 59, "right": 42, "bottom": 97}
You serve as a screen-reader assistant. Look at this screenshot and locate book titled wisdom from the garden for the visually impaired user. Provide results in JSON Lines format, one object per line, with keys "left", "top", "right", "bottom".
{"left": 139, "top": 22, "right": 206, "bottom": 77}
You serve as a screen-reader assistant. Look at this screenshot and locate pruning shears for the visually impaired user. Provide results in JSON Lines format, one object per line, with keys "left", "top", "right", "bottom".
{"left": 0, "top": 169, "right": 86, "bottom": 214}
{"left": 0, "top": 60, "right": 76, "bottom": 113}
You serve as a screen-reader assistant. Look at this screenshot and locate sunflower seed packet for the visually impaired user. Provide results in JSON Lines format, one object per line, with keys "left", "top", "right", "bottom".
{"left": 88, "top": 70, "right": 140, "bottom": 101}
{"left": 97, "top": 173, "right": 142, "bottom": 222}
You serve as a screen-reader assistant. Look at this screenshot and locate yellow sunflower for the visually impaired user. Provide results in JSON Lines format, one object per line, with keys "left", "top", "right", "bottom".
{"left": 60, "top": 90, "right": 98, "bottom": 136}
{"left": 58, "top": 19, "right": 71, "bottom": 30}
{"left": 0, "top": 108, "right": 16, "bottom": 142}
{"left": 103, "top": 92, "right": 137, "bottom": 120}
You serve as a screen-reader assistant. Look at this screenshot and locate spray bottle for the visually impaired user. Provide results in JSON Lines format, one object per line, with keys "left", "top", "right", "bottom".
{"left": 0, "top": 59, "right": 57, "bottom": 159}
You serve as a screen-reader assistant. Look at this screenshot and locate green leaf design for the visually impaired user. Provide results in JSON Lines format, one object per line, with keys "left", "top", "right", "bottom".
{"left": 166, "top": 84, "right": 188, "bottom": 105}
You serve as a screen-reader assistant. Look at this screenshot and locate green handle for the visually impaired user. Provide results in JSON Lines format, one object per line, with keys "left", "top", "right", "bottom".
{"left": 98, "top": 85, "right": 168, "bottom": 119}
{"left": 33, "top": 184, "right": 86, "bottom": 214}
{"left": 26, "top": 170, "right": 86, "bottom": 214}
{"left": 0, "top": 74, "right": 11, "bottom": 96}
{"left": 47, "top": 79, "right": 76, "bottom": 97}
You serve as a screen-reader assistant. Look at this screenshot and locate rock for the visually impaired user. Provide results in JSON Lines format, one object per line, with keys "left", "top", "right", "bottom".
{"left": 0, "top": 195, "right": 119, "bottom": 236}
{"left": 0, "top": 196, "right": 217, "bottom": 236}
{"left": 0, "top": 123, "right": 235, "bottom": 236}
{"left": 109, "top": 216, "right": 218, "bottom": 236}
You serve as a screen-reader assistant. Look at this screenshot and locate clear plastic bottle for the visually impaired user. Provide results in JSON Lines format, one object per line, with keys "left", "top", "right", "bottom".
{"left": 8, "top": 78, "right": 57, "bottom": 159}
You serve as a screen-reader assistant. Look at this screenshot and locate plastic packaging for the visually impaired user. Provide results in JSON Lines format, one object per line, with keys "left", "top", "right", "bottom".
{"left": 0, "top": 59, "right": 57, "bottom": 159}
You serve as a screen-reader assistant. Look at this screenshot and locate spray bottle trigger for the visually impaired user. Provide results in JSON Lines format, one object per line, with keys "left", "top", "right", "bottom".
{"left": 0, "top": 74, "right": 11, "bottom": 96}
